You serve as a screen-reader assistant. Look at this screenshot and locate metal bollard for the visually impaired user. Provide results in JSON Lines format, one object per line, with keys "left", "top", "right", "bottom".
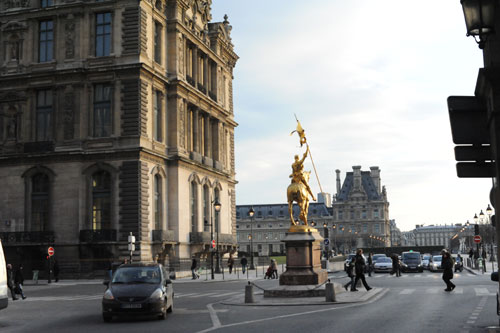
{"left": 245, "top": 281, "right": 254, "bottom": 303}
{"left": 325, "top": 279, "right": 336, "bottom": 302}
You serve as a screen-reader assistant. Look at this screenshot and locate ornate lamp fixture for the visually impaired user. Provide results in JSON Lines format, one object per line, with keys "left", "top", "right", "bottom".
{"left": 461, "top": 0, "right": 495, "bottom": 48}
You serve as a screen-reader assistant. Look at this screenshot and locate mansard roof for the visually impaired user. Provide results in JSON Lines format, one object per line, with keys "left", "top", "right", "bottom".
{"left": 236, "top": 203, "right": 330, "bottom": 220}
{"left": 337, "top": 171, "right": 381, "bottom": 201}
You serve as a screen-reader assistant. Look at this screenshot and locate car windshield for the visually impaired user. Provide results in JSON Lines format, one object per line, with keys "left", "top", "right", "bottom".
{"left": 433, "top": 256, "right": 442, "bottom": 262}
{"left": 377, "top": 258, "right": 392, "bottom": 263}
{"left": 112, "top": 266, "right": 161, "bottom": 284}
{"left": 403, "top": 253, "right": 420, "bottom": 260}
{"left": 423, "top": 255, "right": 431, "bottom": 260}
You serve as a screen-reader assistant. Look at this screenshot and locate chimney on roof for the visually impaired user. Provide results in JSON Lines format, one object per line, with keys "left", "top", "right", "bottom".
{"left": 335, "top": 169, "right": 341, "bottom": 195}
{"left": 370, "top": 166, "right": 381, "bottom": 193}
{"left": 352, "top": 166, "right": 362, "bottom": 190}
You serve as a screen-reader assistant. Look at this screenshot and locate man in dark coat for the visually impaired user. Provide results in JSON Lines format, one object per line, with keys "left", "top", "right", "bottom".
{"left": 53, "top": 259, "right": 60, "bottom": 282}
{"left": 190, "top": 258, "right": 198, "bottom": 279}
{"left": 6, "top": 264, "right": 17, "bottom": 300}
{"left": 442, "top": 250, "right": 456, "bottom": 292}
{"left": 14, "top": 264, "right": 26, "bottom": 299}
{"left": 344, "top": 257, "right": 355, "bottom": 291}
{"left": 240, "top": 256, "right": 248, "bottom": 274}
{"left": 391, "top": 254, "right": 401, "bottom": 277}
{"left": 353, "top": 249, "right": 372, "bottom": 291}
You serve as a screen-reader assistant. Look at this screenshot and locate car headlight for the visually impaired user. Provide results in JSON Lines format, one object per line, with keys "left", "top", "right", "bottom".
{"left": 150, "top": 288, "right": 164, "bottom": 300}
{"left": 103, "top": 289, "right": 114, "bottom": 300}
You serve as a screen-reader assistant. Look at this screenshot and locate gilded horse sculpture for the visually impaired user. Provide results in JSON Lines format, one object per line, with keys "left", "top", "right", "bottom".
{"left": 287, "top": 147, "right": 316, "bottom": 226}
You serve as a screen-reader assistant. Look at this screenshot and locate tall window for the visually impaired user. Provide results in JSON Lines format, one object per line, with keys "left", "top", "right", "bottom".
{"left": 92, "top": 171, "right": 111, "bottom": 230}
{"left": 154, "top": 21, "right": 162, "bottom": 64}
{"left": 93, "top": 84, "right": 112, "bottom": 137}
{"left": 374, "top": 223, "right": 380, "bottom": 234}
{"left": 96, "top": 13, "right": 112, "bottom": 57}
{"left": 39, "top": 20, "right": 53, "bottom": 62}
{"left": 31, "top": 173, "right": 49, "bottom": 232}
{"left": 373, "top": 209, "right": 379, "bottom": 218}
{"left": 203, "top": 185, "right": 209, "bottom": 232}
{"left": 36, "top": 90, "right": 53, "bottom": 141}
{"left": 41, "top": 0, "right": 53, "bottom": 7}
{"left": 190, "top": 181, "right": 198, "bottom": 232}
{"left": 153, "top": 90, "right": 162, "bottom": 142}
{"left": 154, "top": 174, "right": 162, "bottom": 230}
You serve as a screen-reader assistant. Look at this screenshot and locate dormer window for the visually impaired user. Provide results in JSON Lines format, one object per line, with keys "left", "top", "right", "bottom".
{"left": 41, "top": 0, "right": 53, "bottom": 8}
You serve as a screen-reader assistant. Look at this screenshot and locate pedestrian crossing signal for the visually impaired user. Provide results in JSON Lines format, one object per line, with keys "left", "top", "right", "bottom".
{"left": 211, "top": 240, "right": 216, "bottom": 248}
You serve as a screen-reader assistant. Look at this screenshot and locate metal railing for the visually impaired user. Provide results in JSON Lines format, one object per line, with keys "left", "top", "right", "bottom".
{"left": 0, "top": 231, "right": 55, "bottom": 244}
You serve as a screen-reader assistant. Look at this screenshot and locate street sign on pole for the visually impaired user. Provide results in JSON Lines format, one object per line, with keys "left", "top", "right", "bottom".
{"left": 324, "top": 239, "right": 330, "bottom": 246}
{"left": 474, "top": 235, "right": 482, "bottom": 243}
{"left": 48, "top": 247, "right": 55, "bottom": 256}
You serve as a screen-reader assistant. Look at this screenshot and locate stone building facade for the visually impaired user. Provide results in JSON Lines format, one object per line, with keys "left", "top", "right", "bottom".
{"left": 236, "top": 203, "right": 331, "bottom": 257}
{"left": 331, "top": 166, "right": 391, "bottom": 252}
{"left": 413, "top": 224, "right": 472, "bottom": 249}
{"left": 0, "top": 0, "right": 238, "bottom": 275}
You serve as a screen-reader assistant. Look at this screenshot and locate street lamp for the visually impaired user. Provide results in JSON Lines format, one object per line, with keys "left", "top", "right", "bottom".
{"left": 461, "top": 0, "right": 495, "bottom": 48}
{"left": 332, "top": 224, "right": 337, "bottom": 255}
{"left": 214, "top": 200, "right": 222, "bottom": 274}
{"left": 248, "top": 207, "right": 255, "bottom": 270}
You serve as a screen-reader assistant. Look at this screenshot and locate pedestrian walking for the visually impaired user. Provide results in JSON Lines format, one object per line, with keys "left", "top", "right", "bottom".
{"left": 6, "top": 264, "right": 17, "bottom": 300}
{"left": 227, "top": 255, "right": 234, "bottom": 274}
{"left": 191, "top": 257, "right": 199, "bottom": 279}
{"left": 53, "top": 259, "right": 60, "bottom": 282}
{"left": 14, "top": 264, "right": 27, "bottom": 299}
{"left": 482, "top": 248, "right": 487, "bottom": 273}
{"left": 367, "top": 253, "right": 373, "bottom": 277}
{"left": 390, "top": 254, "right": 401, "bottom": 277}
{"left": 270, "top": 259, "right": 278, "bottom": 279}
{"left": 442, "top": 250, "right": 456, "bottom": 292}
{"left": 344, "top": 257, "right": 355, "bottom": 291}
{"left": 353, "top": 249, "right": 372, "bottom": 291}
{"left": 241, "top": 256, "right": 248, "bottom": 274}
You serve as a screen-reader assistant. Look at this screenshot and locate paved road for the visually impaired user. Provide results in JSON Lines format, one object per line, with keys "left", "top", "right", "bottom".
{"left": 0, "top": 270, "right": 499, "bottom": 332}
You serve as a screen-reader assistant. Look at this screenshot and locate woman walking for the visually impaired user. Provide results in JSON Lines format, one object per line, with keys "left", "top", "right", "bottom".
{"left": 353, "top": 249, "right": 372, "bottom": 291}
{"left": 344, "top": 257, "right": 355, "bottom": 291}
{"left": 442, "top": 250, "right": 456, "bottom": 292}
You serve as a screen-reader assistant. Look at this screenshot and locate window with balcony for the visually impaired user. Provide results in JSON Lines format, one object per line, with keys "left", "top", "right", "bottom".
{"left": 31, "top": 173, "right": 49, "bottom": 232}
{"left": 39, "top": 20, "right": 53, "bottom": 62}
{"left": 36, "top": 90, "right": 53, "bottom": 141}
{"left": 92, "top": 170, "right": 111, "bottom": 230}
{"left": 93, "top": 84, "right": 112, "bottom": 137}
{"left": 96, "top": 12, "right": 112, "bottom": 57}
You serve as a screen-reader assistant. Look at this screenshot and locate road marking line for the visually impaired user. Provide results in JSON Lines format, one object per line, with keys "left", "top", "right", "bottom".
{"left": 453, "top": 288, "right": 464, "bottom": 294}
{"left": 399, "top": 289, "right": 414, "bottom": 295}
{"left": 176, "top": 293, "right": 199, "bottom": 298}
{"left": 187, "top": 293, "right": 218, "bottom": 298}
{"left": 474, "top": 288, "right": 495, "bottom": 296}
{"left": 206, "top": 303, "right": 221, "bottom": 329}
{"left": 208, "top": 292, "right": 239, "bottom": 298}
{"left": 426, "top": 288, "right": 439, "bottom": 294}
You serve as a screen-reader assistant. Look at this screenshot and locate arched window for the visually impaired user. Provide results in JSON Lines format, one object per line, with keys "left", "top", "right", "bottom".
{"left": 92, "top": 170, "right": 111, "bottom": 230}
{"left": 31, "top": 173, "right": 49, "bottom": 232}
{"left": 190, "top": 181, "right": 198, "bottom": 232}
{"left": 214, "top": 188, "right": 220, "bottom": 233}
{"left": 154, "top": 174, "right": 162, "bottom": 230}
{"left": 203, "top": 185, "right": 209, "bottom": 232}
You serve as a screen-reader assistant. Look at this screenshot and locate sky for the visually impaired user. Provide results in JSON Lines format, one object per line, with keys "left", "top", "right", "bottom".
{"left": 210, "top": 0, "right": 493, "bottom": 232}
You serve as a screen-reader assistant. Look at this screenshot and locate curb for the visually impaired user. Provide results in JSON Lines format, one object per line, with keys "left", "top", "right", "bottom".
{"left": 220, "top": 287, "right": 387, "bottom": 306}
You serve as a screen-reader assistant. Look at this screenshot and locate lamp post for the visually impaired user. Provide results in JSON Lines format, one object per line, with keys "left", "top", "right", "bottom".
{"left": 332, "top": 224, "right": 337, "bottom": 255}
{"left": 214, "top": 200, "right": 222, "bottom": 274}
{"left": 323, "top": 222, "right": 329, "bottom": 259}
{"left": 248, "top": 207, "right": 255, "bottom": 270}
{"left": 486, "top": 204, "right": 495, "bottom": 266}
{"left": 460, "top": 0, "right": 495, "bottom": 49}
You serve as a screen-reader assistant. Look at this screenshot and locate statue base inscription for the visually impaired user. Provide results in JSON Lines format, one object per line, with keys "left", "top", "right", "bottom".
{"left": 279, "top": 228, "right": 328, "bottom": 286}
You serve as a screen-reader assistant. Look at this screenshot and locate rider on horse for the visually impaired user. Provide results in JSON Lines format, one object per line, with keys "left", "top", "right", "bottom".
{"left": 290, "top": 146, "right": 316, "bottom": 202}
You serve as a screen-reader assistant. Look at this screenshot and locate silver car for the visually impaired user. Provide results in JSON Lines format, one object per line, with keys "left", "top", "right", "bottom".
{"left": 373, "top": 257, "right": 393, "bottom": 273}
{"left": 422, "top": 254, "right": 431, "bottom": 270}
{"left": 429, "top": 255, "right": 443, "bottom": 272}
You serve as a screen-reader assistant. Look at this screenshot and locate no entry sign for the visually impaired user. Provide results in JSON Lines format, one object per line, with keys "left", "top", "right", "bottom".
{"left": 474, "top": 235, "right": 482, "bottom": 244}
{"left": 48, "top": 247, "right": 55, "bottom": 256}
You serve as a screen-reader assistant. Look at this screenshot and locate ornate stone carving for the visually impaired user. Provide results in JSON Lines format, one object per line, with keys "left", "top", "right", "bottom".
{"left": 4, "top": 0, "right": 31, "bottom": 10}
{"left": 65, "top": 20, "right": 75, "bottom": 59}
{"left": 179, "top": 99, "right": 185, "bottom": 148}
{"left": 63, "top": 88, "right": 74, "bottom": 140}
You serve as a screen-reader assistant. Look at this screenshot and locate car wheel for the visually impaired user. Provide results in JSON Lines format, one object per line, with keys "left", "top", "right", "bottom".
{"left": 103, "top": 314, "right": 112, "bottom": 323}
{"left": 167, "top": 296, "right": 174, "bottom": 313}
{"left": 158, "top": 304, "right": 167, "bottom": 320}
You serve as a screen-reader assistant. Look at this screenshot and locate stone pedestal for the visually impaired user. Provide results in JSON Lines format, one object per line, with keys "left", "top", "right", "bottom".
{"left": 279, "top": 226, "right": 328, "bottom": 286}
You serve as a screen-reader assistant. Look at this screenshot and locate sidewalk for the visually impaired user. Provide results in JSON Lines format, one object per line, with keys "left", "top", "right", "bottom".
{"left": 464, "top": 260, "right": 498, "bottom": 276}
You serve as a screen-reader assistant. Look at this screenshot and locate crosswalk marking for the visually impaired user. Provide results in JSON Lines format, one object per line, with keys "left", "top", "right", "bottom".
{"left": 426, "top": 288, "right": 440, "bottom": 294}
{"left": 399, "top": 289, "right": 414, "bottom": 295}
{"left": 474, "top": 288, "right": 496, "bottom": 296}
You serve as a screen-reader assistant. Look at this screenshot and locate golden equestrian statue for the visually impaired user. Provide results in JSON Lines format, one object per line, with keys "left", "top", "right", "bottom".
{"left": 287, "top": 117, "right": 321, "bottom": 227}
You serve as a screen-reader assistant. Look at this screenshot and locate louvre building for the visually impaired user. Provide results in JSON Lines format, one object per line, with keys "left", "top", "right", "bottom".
{"left": 0, "top": 0, "right": 238, "bottom": 277}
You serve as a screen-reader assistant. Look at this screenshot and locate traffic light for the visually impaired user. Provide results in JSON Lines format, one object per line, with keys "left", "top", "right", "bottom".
{"left": 474, "top": 224, "right": 480, "bottom": 235}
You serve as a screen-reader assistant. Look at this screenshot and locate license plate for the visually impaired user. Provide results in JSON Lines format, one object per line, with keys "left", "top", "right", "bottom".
{"left": 121, "top": 304, "right": 142, "bottom": 309}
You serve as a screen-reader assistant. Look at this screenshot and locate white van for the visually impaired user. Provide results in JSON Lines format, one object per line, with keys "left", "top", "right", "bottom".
{"left": 0, "top": 239, "right": 7, "bottom": 309}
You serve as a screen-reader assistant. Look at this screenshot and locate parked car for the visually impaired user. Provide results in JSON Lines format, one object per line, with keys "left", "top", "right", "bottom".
{"left": 102, "top": 263, "right": 174, "bottom": 322}
{"left": 373, "top": 257, "right": 393, "bottom": 273}
{"left": 372, "top": 254, "right": 387, "bottom": 264}
{"left": 422, "top": 254, "right": 431, "bottom": 270}
{"left": 401, "top": 251, "right": 423, "bottom": 273}
{"left": 429, "top": 255, "right": 443, "bottom": 272}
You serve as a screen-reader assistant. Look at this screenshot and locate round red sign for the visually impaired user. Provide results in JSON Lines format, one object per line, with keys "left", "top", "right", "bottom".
{"left": 474, "top": 235, "right": 482, "bottom": 243}
{"left": 48, "top": 247, "right": 55, "bottom": 256}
